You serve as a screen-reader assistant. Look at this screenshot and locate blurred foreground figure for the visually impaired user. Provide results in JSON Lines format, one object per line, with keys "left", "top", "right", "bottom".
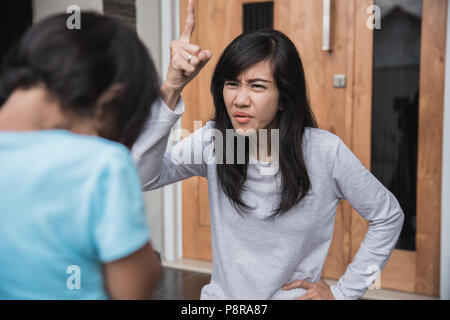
{"left": 0, "top": 12, "right": 161, "bottom": 299}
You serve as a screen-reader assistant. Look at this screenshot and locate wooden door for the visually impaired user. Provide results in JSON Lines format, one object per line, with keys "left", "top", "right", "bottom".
{"left": 180, "top": 0, "right": 246, "bottom": 261}
{"left": 180, "top": 0, "right": 445, "bottom": 296}
{"left": 348, "top": 0, "right": 446, "bottom": 296}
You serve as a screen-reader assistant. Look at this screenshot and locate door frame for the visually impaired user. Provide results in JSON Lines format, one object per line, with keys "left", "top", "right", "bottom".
{"left": 440, "top": 0, "right": 450, "bottom": 300}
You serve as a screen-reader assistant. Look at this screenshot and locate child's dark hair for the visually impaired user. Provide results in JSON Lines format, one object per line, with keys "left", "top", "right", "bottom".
{"left": 0, "top": 12, "right": 159, "bottom": 149}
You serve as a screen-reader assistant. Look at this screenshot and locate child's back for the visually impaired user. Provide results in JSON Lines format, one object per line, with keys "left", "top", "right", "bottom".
{"left": 0, "top": 11, "right": 162, "bottom": 299}
{"left": 0, "top": 130, "right": 150, "bottom": 299}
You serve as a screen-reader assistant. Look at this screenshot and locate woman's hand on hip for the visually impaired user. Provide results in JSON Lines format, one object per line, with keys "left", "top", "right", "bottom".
{"left": 282, "top": 277, "right": 336, "bottom": 300}
{"left": 161, "top": 0, "right": 212, "bottom": 110}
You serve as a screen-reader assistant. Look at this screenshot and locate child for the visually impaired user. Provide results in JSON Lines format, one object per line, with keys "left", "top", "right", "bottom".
{"left": 0, "top": 12, "right": 161, "bottom": 299}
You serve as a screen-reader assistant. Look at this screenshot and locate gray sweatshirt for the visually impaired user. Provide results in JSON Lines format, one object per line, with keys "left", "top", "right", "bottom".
{"left": 131, "top": 98, "right": 404, "bottom": 300}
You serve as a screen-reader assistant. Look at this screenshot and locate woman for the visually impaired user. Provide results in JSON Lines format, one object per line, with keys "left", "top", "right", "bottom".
{"left": 133, "top": 0, "right": 404, "bottom": 300}
{"left": 0, "top": 12, "right": 161, "bottom": 299}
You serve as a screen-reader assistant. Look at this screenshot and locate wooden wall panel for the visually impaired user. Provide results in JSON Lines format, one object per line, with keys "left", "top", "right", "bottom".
{"left": 181, "top": 0, "right": 244, "bottom": 261}
{"left": 350, "top": 0, "right": 420, "bottom": 294}
{"left": 415, "top": 0, "right": 447, "bottom": 296}
{"left": 350, "top": 0, "right": 446, "bottom": 296}
{"left": 275, "top": 0, "right": 355, "bottom": 280}
{"left": 180, "top": 0, "right": 211, "bottom": 261}
{"left": 350, "top": 0, "right": 373, "bottom": 265}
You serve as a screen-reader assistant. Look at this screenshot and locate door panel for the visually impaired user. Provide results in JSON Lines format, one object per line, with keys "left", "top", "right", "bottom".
{"left": 351, "top": 0, "right": 446, "bottom": 296}
{"left": 275, "top": 0, "right": 355, "bottom": 279}
{"left": 181, "top": 0, "right": 244, "bottom": 261}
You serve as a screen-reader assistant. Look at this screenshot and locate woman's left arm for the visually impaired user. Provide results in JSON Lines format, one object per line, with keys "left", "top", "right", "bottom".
{"left": 327, "top": 137, "right": 405, "bottom": 299}
{"left": 283, "top": 136, "right": 404, "bottom": 300}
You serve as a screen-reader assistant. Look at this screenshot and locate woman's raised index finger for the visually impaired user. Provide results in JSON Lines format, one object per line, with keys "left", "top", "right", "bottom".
{"left": 179, "top": 0, "right": 195, "bottom": 43}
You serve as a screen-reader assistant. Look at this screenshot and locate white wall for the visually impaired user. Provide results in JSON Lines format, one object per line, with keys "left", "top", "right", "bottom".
{"left": 159, "top": 0, "right": 183, "bottom": 262}
{"left": 136, "top": 0, "right": 165, "bottom": 256}
{"left": 136, "top": 0, "right": 161, "bottom": 75}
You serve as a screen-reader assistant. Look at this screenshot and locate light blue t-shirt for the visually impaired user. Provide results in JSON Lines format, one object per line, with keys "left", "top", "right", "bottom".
{"left": 0, "top": 130, "right": 151, "bottom": 299}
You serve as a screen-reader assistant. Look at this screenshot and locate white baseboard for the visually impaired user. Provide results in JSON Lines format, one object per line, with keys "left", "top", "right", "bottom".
{"left": 162, "top": 258, "right": 212, "bottom": 274}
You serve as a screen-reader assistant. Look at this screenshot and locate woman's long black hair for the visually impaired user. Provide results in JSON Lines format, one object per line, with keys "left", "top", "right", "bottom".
{"left": 211, "top": 30, "right": 317, "bottom": 220}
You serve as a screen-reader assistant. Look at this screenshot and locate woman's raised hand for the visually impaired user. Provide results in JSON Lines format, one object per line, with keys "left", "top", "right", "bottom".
{"left": 161, "top": 0, "right": 212, "bottom": 109}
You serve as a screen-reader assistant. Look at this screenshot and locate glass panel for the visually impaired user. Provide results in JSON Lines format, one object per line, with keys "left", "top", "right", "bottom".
{"left": 371, "top": 0, "right": 422, "bottom": 251}
{"left": 243, "top": 2, "right": 274, "bottom": 33}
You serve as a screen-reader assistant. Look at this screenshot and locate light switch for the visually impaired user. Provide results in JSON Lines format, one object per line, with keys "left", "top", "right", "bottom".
{"left": 333, "top": 74, "right": 346, "bottom": 88}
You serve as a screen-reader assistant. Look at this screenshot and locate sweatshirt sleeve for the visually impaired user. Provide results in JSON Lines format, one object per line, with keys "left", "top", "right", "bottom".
{"left": 329, "top": 138, "right": 405, "bottom": 300}
{"left": 131, "top": 97, "right": 208, "bottom": 191}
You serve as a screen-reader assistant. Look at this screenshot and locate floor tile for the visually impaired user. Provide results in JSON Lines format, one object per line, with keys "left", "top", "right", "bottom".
{"left": 152, "top": 267, "right": 211, "bottom": 300}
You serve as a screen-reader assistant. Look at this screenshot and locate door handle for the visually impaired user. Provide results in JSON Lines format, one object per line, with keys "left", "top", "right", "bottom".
{"left": 322, "top": 0, "right": 331, "bottom": 51}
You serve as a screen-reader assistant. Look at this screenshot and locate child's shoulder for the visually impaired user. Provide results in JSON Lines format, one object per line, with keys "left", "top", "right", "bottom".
{"left": 62, "top": 129, "right": 127, "bottom": 154}
{"left": 39, "top": 130, "right": 134, "bottom": 173}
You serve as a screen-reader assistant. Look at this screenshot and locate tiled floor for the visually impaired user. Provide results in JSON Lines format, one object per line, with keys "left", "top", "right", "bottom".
{"left": 152, "top": 267, "right": 211, "bottom": 300}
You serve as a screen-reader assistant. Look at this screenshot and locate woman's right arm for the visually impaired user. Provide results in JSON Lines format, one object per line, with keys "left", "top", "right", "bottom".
{"left": 131, "top": 0, "right": 211, "bottom": 190}
{"left": 130, "top": 97, "right": 209, "bottom": 191}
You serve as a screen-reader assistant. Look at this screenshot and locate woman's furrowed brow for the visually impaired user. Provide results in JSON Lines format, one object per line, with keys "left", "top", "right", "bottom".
{"left": 246, "top": 78, "right": 271, "bottom": 83}
{"left": 225, "top": 78, "right": 271, "bottom": 83}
